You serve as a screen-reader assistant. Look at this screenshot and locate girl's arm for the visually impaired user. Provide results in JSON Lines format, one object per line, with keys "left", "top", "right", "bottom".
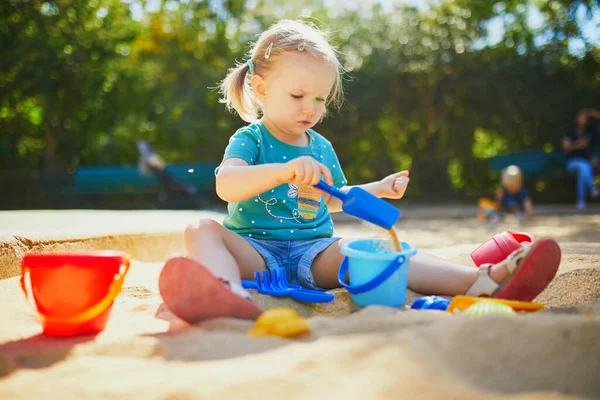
{"left": 216, "top": 158, "right": 285, "bottom": 202}
{"left": 324, "top": 181, "right": 381, "bottom": 212}
{"left": 325, "top": 171, "right": 410, "bottom": 212}
{"left": 216, "top": 156, "right": 333, "bottom": 202}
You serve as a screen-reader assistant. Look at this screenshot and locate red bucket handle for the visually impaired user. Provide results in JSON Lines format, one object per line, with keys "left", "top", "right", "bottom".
{"left": 20, "top": 257, "right": 131, "bottom": 325}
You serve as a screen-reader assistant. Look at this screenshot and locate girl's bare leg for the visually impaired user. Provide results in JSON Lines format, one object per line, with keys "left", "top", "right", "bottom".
{"left": 311, "top": 240, "right": 509, "bottom": 295}
{"left": 183, "top": 219, "right": 267, "bottom": 284}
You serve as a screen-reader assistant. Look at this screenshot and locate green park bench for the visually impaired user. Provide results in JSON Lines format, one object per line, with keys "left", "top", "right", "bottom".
{"left": 61, "top": 163, "right": 216, "bottom": 208}
{"left": 488, "top": 147, "right": 600, "bottom": 179}
{"left": 488, "top": 150, "right": 566, "bottom": 178}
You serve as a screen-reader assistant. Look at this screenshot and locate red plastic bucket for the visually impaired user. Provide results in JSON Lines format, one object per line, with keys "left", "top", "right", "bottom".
{"left": 470, "top": 231, "right": 535, "bottom": 267}
{"left": 20, "top": 252, "right": 130, "bottom": 336}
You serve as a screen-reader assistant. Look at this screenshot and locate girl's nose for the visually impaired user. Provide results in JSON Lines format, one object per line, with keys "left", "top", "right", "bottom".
{"left": 302, "top": 104, "right": 315, "bottom": 116}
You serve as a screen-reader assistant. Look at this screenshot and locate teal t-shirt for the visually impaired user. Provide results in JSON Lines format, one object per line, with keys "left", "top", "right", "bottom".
{"left": 218, "top": 122, "right": 347, "bottom": 240}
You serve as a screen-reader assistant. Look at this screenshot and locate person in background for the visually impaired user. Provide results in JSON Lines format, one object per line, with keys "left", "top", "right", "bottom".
{"left": 562, "top": 108, "right": 600, "bottom": 209}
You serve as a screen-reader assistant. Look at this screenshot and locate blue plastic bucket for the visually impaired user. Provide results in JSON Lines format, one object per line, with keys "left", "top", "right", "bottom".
{"left": 338, "top": 239, "right": 417, "bottom": 307}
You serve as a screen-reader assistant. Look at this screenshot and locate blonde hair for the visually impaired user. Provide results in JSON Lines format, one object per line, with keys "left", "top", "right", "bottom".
{"left": 219, "top": 19, "right": 344, "bottom": 122}
{"left": 502, "top": 165, "right": 523, "bottom": 184}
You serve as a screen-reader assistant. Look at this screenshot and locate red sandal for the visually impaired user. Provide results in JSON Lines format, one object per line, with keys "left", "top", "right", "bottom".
{"left": 466, "top": 238, "right": 561, "bottom": 301}
{"left": 159, "top": 257, "right": 262, "bottom": 324}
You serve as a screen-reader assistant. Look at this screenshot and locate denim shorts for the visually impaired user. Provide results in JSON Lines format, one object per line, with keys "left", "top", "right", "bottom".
{"left": 243, "top": 237, "right": 341, "bottom": 291}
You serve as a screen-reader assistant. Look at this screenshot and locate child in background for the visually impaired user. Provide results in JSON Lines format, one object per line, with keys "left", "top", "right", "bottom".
{"left": 497, "top": 165, "right": 534, "bottom": 221}
{"left": 158, "top": 20, "right": 560, "bottom": 324}
{"left": 478, "top": 165, "right": 534, "bottom": 223}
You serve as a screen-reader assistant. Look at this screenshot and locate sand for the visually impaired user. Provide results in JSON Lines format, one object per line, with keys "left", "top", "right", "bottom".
{"left": 0, "top": 210, "right": 599, "bottom": 399}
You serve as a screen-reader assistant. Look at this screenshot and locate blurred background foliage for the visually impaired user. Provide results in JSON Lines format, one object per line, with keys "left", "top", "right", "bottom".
{"left": 1, "top": 0, "right": 599, "bottom": 208}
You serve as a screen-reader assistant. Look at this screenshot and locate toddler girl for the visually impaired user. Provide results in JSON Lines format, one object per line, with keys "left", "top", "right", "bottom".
{"left": 159, "top": 20, "right": 561, "bottom": 323}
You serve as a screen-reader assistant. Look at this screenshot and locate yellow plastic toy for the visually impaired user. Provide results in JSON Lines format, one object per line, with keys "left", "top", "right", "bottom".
{"left": 446, "top": 295, "right": 544, "bottom": 313}
{"left": 249, "top": 307, "right": 311, "bottom": 338}
{"left": 464, "top": 300, "right": 516, "bottom": 318}
{"left": 478, "top": 198, "right": 499, "bottom": 211}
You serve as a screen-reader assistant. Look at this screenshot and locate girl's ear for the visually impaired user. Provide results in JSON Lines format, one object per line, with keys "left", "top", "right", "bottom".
{"left": 251, "top": 75, "right": 267, "bottom": 102}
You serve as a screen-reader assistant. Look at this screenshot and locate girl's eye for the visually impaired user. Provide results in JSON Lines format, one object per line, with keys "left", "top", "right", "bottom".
{"left": 291, "top": 94, "right": 303, "bottom": 99}
{"left": 316, "top": 97, "right": 326, "bottom": 102}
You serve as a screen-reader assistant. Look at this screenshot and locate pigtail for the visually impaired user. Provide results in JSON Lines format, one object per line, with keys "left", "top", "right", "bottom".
{"left": 220, "top": 19, "right": 346, "bottom": 122}
{"left": 219, "top": 61, "right": 260, "bottom": 122}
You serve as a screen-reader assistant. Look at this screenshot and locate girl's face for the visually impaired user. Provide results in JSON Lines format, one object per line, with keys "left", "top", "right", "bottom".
{"left": 252, "top": 51, "right": 337, "bottom": 143}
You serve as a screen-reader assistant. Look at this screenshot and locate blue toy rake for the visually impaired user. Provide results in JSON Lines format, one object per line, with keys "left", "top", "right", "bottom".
{"left": 242, "top": 267, "right": 334, "bottom": 303}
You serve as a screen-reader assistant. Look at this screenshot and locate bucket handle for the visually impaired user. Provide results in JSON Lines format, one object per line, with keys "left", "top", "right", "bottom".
{"left": 20, "top": 257, "right": 131, "bottom": 325}
{"left": 338, "top": 245, "right": 416, "bottom": 295}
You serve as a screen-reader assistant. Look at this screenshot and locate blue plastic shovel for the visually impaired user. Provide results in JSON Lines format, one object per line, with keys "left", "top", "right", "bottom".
{"left": 314, "top": 180, "right": 400, "bottom": 230}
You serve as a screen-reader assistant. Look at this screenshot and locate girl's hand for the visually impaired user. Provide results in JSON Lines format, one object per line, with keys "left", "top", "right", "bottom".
{"left": 278, "top": 156, "right": 334, "bottom": 187}
{"left": 379, "top": 170, "right": 410, "bottom": 199}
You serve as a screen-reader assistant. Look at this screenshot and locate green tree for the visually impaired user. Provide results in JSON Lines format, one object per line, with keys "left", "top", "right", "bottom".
{"left": 1, "top": 0, "right": 599, "bottom": 206}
